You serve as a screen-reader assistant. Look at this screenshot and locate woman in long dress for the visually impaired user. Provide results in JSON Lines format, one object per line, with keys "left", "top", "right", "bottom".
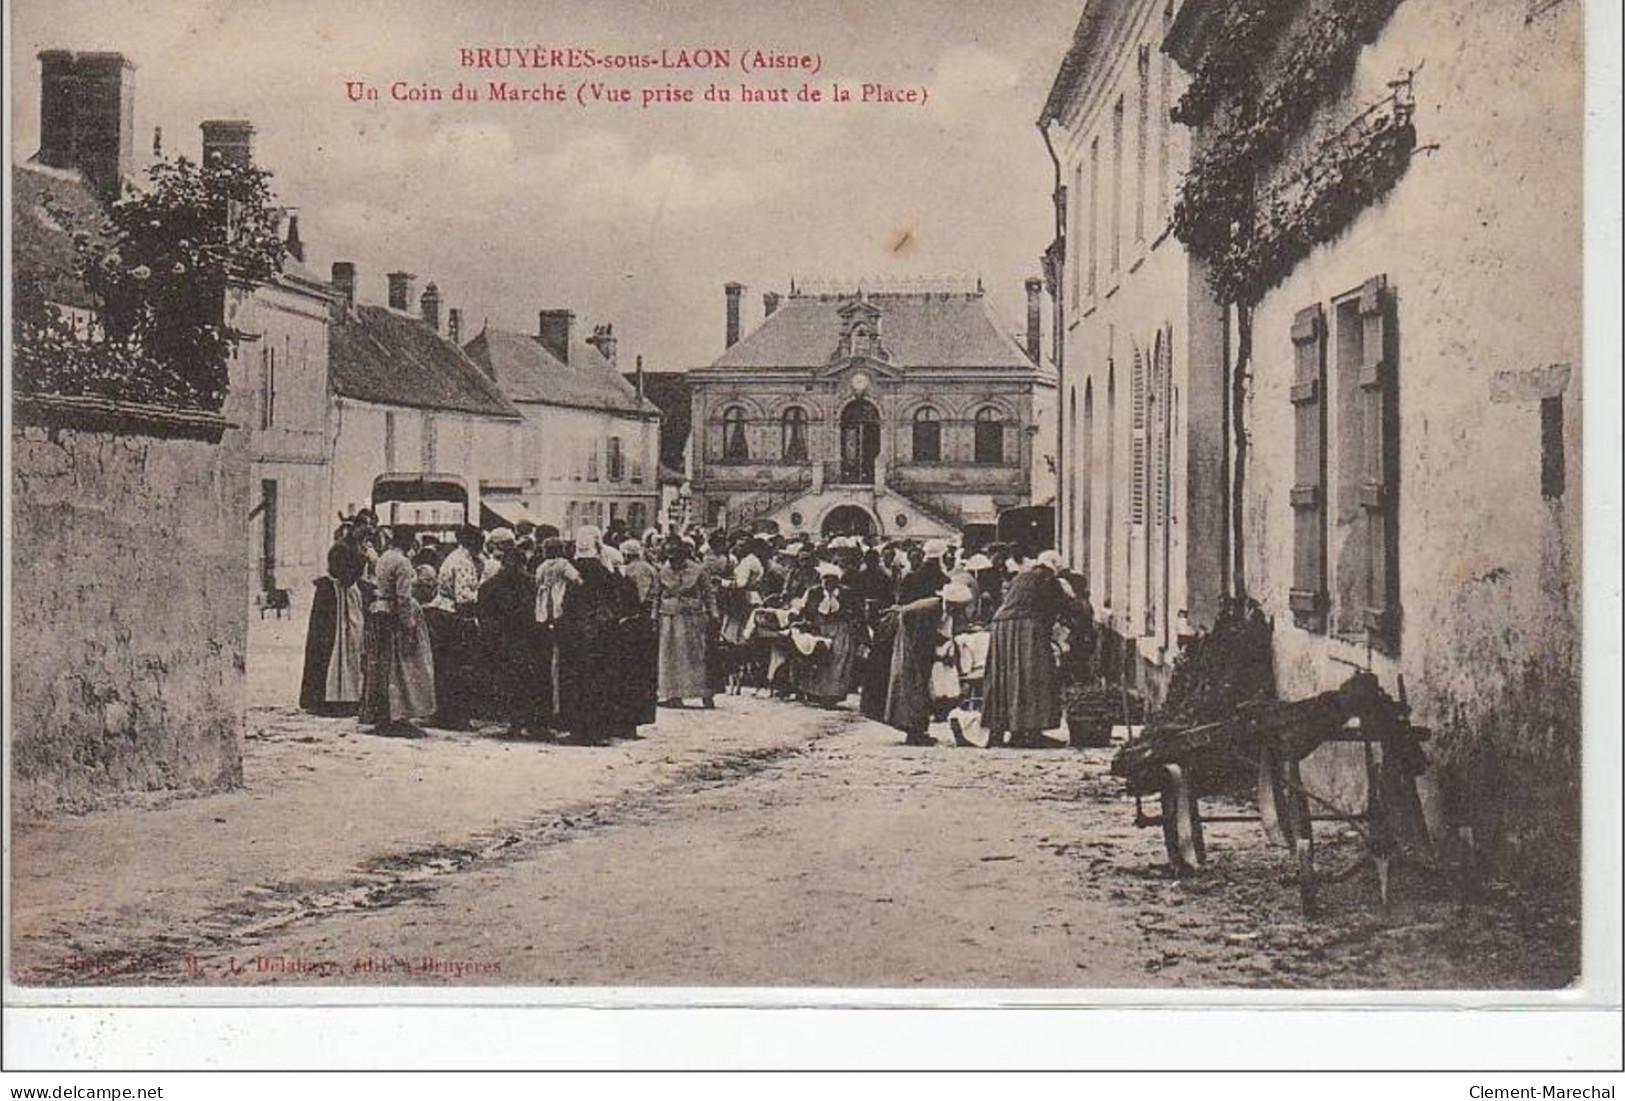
{"left": 981, "top": 555, "right": 1065, "bottom": 748}
{"left": 796, "top": 564, "right": 864, "bottom": 707}
{"left": 556, "top": 525, "right": 643, "bottom": 744}
{"left": 654, "top": 539, "right": 717, "bottom": 707}
{"left": 883, "top": 583, "right": 975, "bottom": 746}
{"left": 300, "top": 527, "right": 369, "bottom": 715}
{"left": 359, "top": 526, "right": 437, "bottom": 734}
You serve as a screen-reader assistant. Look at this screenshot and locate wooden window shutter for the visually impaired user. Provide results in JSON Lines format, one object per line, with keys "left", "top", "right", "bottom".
{"left": 1130, "top": 348, "right": 1148, "bottom": 525}
{"left": 1289, "top": 303, "right": 1327, "bottom": 630}
{"left": 1357, "top": 276, "right": 1400, "bottom": 647}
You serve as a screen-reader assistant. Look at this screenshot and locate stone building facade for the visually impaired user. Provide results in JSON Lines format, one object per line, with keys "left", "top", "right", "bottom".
{"left": 1042, "top": 0, "right": 1584, "bottom": 893}
{"left": 463, "top": 312, "right": 661, "bottom": 535}
{"left": 325, "top": 266, "right": 527, "bottom": 529}
{"left": 689, "top": 282, "right": 1054, "bottom": 541}
{"left": 1040, "top": 0, "right": 1229, "bottom": 701}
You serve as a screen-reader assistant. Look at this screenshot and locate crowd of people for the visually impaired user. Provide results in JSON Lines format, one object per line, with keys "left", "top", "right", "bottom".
{"left": 299, "top": 511, "right": 1100, "bottom": 749}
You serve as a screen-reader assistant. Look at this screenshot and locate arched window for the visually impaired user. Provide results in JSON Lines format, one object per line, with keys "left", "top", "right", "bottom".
{"left": 912, "top": 405, "right": 941, "bottom": 463}
{"left": 722, "top": 405, "right": 749, "bottom": 461}
{"left": 973, "top": 407, "right": 1005, "bottom": 465}
{"left": 781, "top": 406, "right": 808, "bottom": 463}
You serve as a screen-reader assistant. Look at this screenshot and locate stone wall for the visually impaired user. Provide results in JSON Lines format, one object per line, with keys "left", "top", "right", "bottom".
{"left": 11, "top": 403, "right": 249, "bottom": 815}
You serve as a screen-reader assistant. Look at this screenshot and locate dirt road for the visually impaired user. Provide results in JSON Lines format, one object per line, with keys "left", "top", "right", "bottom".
{"left": 8, "top": 609, "right": 1577, "bottom": 990}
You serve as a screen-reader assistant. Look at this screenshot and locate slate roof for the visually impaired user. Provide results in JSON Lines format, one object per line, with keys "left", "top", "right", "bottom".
{"left": 697, "top": 291, "right": 1040, "bottom": 373}
{"left": 628, "top": 370, "right": 692, "bottom": 470}
{"left": 12, "top": 163, "right": 107, "bottom": 310}
{"left": 329, "top": 305, "right": 522, "bottom": 419}
{"left": 462, "top": 327, "right": 659, "bottom": 417}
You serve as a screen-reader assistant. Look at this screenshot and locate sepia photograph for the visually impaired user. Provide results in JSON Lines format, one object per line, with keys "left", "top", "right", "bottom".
{"left": 3, "top": 0, "right": 1617, "bottom": 1072}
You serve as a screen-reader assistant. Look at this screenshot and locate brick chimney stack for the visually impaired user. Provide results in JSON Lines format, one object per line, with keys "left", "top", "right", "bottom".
{"left": 538, "top": 310, "right": 574, "bottom": 366}
{"left": 37, "top": 50, "right": 136, "bottom": 204}
{"left": 420, "top": 282, "right": 442, "bottom": 332}
{"left": 725, "top": 282, "right": 744, "bottom": 348}
{"left": 285, "top": 214, "right": 304, "bottom": 263}
{"left": 1024, "top": 276, "right": 1043, "bottom": 364}
{"left": 763, "top": 290, "right": 782, "bottom": 318}
{"left": 448, "top": 308, "right": 463, "bottom": 346}
{"left": 586, "top": 323, "right": 618, "bottom": 367}
{"left": 200, "top": 119, "right": 254, "bottom": 168}
{"left": 387, "top": 272, "right": 415, "bottom": 312}
{"left": 331, "top": 262, "right": 356, "bottom": 309}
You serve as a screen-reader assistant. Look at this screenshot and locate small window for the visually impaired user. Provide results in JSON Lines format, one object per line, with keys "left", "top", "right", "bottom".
{"left": 974, "top": 408, "right": 1005, "bottom": 465}
{"left": 1541, "top": 396, "right": 1565, "bottom": 499}
{"left": 384, "top": 410, "right": 397, "bottom": 469}
{"left": 586, "top": 439, "right": 599, "bottom": 482}
{"left": 723, "top": 405, "right": 750, "bottom": 461}
{"left": 912, "top": 406, "right": 941, "bottom": 463}
{"left": 781, "top": 406, "right": 809, "bottom": 463}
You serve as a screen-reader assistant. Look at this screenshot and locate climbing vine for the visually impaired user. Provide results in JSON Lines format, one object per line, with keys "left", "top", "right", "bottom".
{"left": 1170, "top": 0, "right": 1413, "bottom": 304}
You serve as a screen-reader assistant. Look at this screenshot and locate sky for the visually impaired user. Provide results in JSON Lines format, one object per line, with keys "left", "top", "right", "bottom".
{"left": 9, "top": 0, "right": 1082, "bottom": 371}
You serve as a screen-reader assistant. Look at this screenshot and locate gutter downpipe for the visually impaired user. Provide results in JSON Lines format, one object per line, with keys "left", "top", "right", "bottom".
{"left": 1039, "top": 115, "right": 1066, "bottom": 561}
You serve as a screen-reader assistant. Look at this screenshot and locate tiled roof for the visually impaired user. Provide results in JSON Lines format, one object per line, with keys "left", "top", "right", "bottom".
{"left": 329, "top": 305, "right": 522, "bottom": 419}
{"left": 629, "top": 371, "right": 692, "bottom": 469}
{"left": 697, "top": 292, "right": 1040, "bottom": 373}
{"left": 462, "top": 327, "right": 659, "bottom": 417}
{"left": 12, "top": 163, "right": 107, "bottom": 310}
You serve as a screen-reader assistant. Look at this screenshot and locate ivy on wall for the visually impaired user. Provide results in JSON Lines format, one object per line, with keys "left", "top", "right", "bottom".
{"left": 1170, "top": 0, "right": 1413, "bottom": 304}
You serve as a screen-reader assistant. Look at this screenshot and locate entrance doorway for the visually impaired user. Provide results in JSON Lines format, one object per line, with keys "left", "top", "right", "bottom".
{"left": 839, "top": 399, "right": 881, "bottom": 483}
{"left": 821, "top": 505, "right": 876, "bottom": 539}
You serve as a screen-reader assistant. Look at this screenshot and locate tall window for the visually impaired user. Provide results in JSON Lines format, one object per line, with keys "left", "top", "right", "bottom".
{"left": 607, "top": 436, "right": 625, "bottom": 482}
{"left": 1087, "top": 138, "right": 1100, "bottom": 298}
{"left": 1135, "top": 45, "right": 1150, "bottom": 245}
{"left": 1070, "top": 164, "right": 1084, "bottom": 312}
{"left": 260, "top": 346, "right": 277, "bottom": 429}
{"left": 1110, "top": 95, "right": 1125, "bottom": 274}
{"left": 420, "top": 412, "right": 437, "bottom": 470}
{"left": 384, "top": 410, "right": 397, "bottom": 469}
{"left": 1066, "top": 388, "right": 1078, "bottom": 564}
{"left": 1104, "top": 362, "right": 1116, "bottom": 603}
{"left": 1157, "top": 46, "right": 1172, "bottom": 228}
{"left": 781, "top": 406, "right": 809, "bottom": 463}
{"left": 973, "top": 407, "right": 1005, "bottom": 465}
{"left": 722, "top": 405, "right": 749, "bottom": 461}
{"left": 912, "top": 406, "right": 941, "bottom": 462}
{"left": 586, "top": 438, "right": 599, "bottom": 481}
{"left": 1082, "top": 379, "right": 1095, "bottom": 589}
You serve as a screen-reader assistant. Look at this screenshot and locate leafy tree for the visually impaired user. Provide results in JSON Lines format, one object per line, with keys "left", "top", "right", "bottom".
{"left": 14, "top": 153, "right": 286, "bottom": 410}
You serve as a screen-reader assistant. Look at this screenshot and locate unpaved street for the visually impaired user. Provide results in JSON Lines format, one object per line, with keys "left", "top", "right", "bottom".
{"left": 8, "top": 613, "right": 1577, "bottom": 990}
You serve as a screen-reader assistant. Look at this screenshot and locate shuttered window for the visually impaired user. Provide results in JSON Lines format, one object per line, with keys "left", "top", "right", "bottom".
{"left": 1354, "top": 276, "right": 1400, "bottom": 648}
{"left": 1129, "top": 347, "right": 1148, "bottom": 524}
{"left": 1289, "top": 303, "right": 1328, "bottom": 631}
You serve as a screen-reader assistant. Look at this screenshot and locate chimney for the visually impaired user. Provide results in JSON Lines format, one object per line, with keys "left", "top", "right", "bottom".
{"left": 387, "top": 271, "right": 415, "bottom": 312}
{"left": 1024, "top": 276, "right": 1043, "bottom": 364}
{"left": 200, "top": 119, "right": 255, "bottom": 168}
{"left": 635, "top": 353, "right": 645, "bottom": 401}
{"left": 448, "top": 308, "right": 463, "bottom": 346}
{"left": 586, "top": 322, "right": 618, "bottom": 367}
{"left": 538, "top": 309, "right": 574, "bottom": 365}
{"left": 763, "top": 290, "right": 782, "bottom": 318}
{"left": 38, "top": 51, "right": 136, "bottom": 204}
{"left": 285, "top": 213, "right": 304, "bottom": 263}
{"left": 420, "top": 281, "right": 442, "bottom": 332}
{"left": 331, "top": 262, "right": 356, "bottom": 309}
{"left": 725, "top": 281, "right": 744, "bottom": 348}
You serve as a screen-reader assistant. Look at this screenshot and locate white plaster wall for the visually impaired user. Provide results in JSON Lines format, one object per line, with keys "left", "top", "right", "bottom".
{"left": 1242, "top": 0, "right": 1583, "bottom": 881}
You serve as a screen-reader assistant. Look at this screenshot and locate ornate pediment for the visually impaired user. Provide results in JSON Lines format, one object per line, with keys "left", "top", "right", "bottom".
{"left": 818, "top": 355, "right": 901, "bottom": 385}
{"left": 831, "top": 294, "right": 891, "bottom": 364}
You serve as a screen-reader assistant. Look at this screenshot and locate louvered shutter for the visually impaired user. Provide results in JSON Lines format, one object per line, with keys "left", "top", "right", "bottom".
{"left": 1289, "top": 303, "right": 1327, "bottom": 630}
{"left": 1357, "top": 276, "right": 1399, "bottom": 646}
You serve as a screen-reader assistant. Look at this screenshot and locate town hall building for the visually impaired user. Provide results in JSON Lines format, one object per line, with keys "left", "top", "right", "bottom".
{"left": 688, "top": 280, "right": 1055, "bottom": 541}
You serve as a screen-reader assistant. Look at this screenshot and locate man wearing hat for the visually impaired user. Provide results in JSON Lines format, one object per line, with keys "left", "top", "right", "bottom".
{"left": 477, "top": 529, "right": 547, "bottom": 738}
